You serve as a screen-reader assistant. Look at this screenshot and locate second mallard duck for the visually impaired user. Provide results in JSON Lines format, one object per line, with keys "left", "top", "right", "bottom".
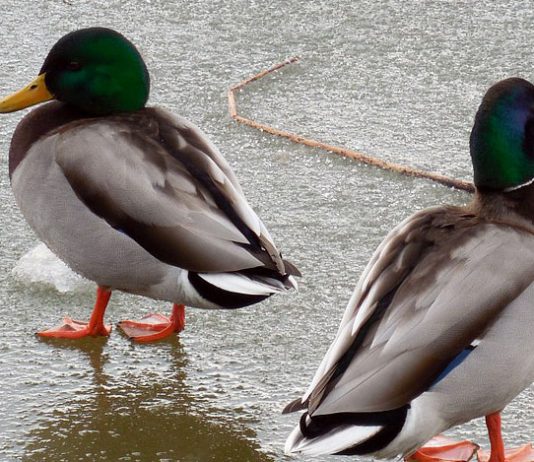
{"left": 284, "top": 78, "right": 534, "bottom": 462}
{"left": 0, "top": 27, "right": 299, "bottom": 342}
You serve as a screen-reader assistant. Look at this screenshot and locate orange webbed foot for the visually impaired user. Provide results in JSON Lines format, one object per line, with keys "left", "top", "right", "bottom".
{"left": 117, "top": 304, "right": 185, "bottom": 343}
{"left": 477, "top": 444, "right": 534, "bottom": 462}
{"left": 406, "top": 435, "right": 479, "bottom": 462}
{"left": 37, "top": 287, "right": 112, "bottom": 339}
{"left": 38, "top": 316, "right": 112, "bottom": 338}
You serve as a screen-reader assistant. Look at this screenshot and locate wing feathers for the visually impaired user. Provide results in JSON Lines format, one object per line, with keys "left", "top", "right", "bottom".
{"left": 54, "top": 109, "right": 294, "bottom": 275}
{"left": 290, "top": 207, "right": 534, "bottom": 418}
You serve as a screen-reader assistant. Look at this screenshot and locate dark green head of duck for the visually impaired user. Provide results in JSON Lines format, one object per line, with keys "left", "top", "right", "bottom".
{"left": 470, "top": 78, "right": 534, "bottom": 191}
{"left": 41, "top": 27, "right": 150, "bottom": 115}
{"left": 0, "top": 27, "right": 150, "bottom": 116}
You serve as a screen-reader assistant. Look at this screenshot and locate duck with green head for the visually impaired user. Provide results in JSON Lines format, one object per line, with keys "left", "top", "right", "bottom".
{"left": 0, "top": 27, "right": 299, "bottom": 342}
{"left": 284, "top": 78, "right": 534, "bottom": 462}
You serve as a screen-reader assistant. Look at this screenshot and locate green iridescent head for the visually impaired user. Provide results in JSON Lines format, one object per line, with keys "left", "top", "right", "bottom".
{"left": 470, "top": 78, "right": 534, "bottom": 191}
{"left": 0, "top": 27, "right": 150, "bottom": 115}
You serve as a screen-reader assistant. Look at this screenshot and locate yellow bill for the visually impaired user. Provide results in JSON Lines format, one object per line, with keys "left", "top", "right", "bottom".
{"left": 0, "top": 74, "right": 54, "bottom": 113}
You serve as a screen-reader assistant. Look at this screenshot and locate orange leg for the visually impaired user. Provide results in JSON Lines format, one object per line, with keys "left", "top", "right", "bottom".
{"left": 117, "top": 303, "right": 185, "bottom": 343}
{"left": 477, "top": 412, "right": 534, "bottom": 462}
{"left": 486, "top": 413, "right": 505, "bottom": 462}
{"left": 38, "top": 286, "right": 112, "bottom": 338}
{"left": 409, "top": 414, "right": 534, "bottom": 462}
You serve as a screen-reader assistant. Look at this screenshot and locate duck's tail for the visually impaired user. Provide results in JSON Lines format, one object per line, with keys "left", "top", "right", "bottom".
{"left": 284, "top": 406, "right": 409, "bottom": 457}
{"left": 188, "top": 261, "right": 298, "bottom": 309}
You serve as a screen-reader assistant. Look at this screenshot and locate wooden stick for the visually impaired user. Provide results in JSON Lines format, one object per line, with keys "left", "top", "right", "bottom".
{"left": 228, "top": 58, "right": 475, "bottom": 193}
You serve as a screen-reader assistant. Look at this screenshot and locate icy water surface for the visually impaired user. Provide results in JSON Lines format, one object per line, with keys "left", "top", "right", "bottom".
{"left": 1, "top": 1, "right": 534, "bottom": 461}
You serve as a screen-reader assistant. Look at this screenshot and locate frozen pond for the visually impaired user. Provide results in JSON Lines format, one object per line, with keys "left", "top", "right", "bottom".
{"left": 1, "top": 1, "right": 534, "bottom": 461}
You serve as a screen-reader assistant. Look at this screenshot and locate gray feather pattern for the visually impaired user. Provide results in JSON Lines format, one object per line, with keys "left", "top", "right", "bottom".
{"left": 51, "top": 108, "right": 283, "bottom": 273}
{"left": 302, "top": 206, "right": 534, "bottom": 416}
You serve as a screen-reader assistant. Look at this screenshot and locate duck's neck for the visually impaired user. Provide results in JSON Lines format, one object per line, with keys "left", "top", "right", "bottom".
{"left": 9, "top": 101, "right": 88, "bottom": 179}
{"left": 470, "top": 182, "right": 534, "bottom": 234}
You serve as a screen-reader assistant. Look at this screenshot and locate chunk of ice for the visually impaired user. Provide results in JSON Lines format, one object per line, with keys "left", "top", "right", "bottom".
{"left": 11, "top": 243, "right": 92, "bottom": 293}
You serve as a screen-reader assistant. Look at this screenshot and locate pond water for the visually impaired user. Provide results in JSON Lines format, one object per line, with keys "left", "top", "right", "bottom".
{"left": 1, "top": 1, "right": 534, "bottom": 461}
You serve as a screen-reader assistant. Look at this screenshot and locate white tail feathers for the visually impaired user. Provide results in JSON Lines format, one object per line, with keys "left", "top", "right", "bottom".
{"left": 285, "top": 416, "right": 382, "bottom": 456}
{"left": 197, "top": 272, "right": 296, "bottom": 296}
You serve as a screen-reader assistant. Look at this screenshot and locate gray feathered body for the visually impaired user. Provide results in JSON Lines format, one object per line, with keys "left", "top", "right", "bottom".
{"left": 10, "top": 102, "right": 297, "bottom": 309}
{"left": 285, "top": 198, "right": 534, "bottom": 457}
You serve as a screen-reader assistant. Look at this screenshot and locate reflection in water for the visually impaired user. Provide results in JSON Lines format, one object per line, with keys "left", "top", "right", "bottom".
{"left": 36, "top": 335, "right": 110, "bottom": 386}
{"left": 24, "top": 338, "right": 273, "bottom": 462}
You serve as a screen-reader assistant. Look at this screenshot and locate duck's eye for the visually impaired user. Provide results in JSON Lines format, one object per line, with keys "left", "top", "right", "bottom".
{"left": 66, "top": 61, "right": 82, "bottom": 71}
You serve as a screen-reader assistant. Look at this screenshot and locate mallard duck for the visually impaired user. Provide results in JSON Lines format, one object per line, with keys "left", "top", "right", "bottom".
{"left": 284, "top": 78, "right": 534, "bottom": 462}
{"left": 0, "top": 27, "right": 299, "bottom": 343}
